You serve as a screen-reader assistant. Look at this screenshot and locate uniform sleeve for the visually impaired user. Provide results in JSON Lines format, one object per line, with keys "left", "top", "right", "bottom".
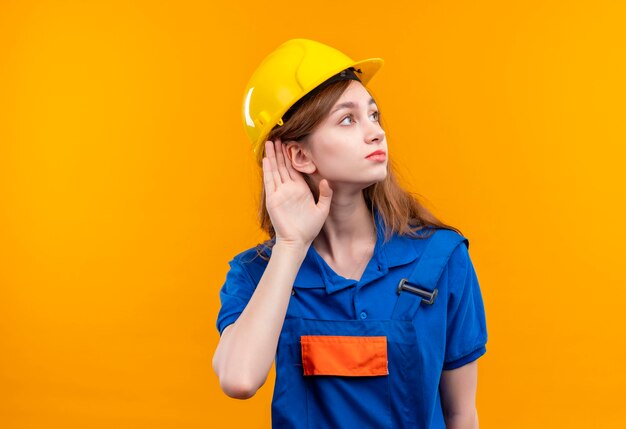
{"left": 215, "top": 257, "right": 257, "bottom": 336}
{"left": 442, "top": 243, "right": 488, "bottom": 370}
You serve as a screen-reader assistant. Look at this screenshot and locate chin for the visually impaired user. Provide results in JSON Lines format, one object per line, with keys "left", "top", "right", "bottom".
{"left": 374, "top": 169, "right": 388, "bottom": 182}
{"left": 363, "top": 172, "right": 388, "bottom": 189}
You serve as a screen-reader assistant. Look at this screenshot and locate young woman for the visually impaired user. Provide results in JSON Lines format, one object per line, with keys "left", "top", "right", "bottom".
{"left": 213, "top": 38, "right": 488, "bottom": 429}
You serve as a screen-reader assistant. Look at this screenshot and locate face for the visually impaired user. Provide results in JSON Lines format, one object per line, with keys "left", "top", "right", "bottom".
{"left": 293, "top": 80, "right": 388, "bottom": 190}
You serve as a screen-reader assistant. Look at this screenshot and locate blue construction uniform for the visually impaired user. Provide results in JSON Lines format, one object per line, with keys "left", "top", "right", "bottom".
{"left": 216, "top": 208, "right": 488, "bottom": 428}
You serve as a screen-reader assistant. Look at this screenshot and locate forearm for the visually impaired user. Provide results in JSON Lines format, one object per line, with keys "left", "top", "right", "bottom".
{"left": 213, "top": 242, "right": 308, "bottom": 398}
{"left": 444, "top": 409, "right": 479, "bottom": 429}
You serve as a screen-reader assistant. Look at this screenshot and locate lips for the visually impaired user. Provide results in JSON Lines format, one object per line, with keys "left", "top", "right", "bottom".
{"left": 366, "top": 150, "right": 386, "bottom": 159}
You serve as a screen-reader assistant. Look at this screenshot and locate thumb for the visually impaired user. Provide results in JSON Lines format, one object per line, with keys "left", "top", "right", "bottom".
{"left": 316, "top": 179, "right": 333, "bottom": 213}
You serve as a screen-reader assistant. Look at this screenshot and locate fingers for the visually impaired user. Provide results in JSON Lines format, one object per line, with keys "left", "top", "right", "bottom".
{"left": 265, "top": 140, "right": 282, "bottom": 188}
{"left": 274, "top": 138, "right": 292, "bottom": 182}
{"left": 317, "top": 179, "right": 334, "bottom": 213}
{"left": 263, "top": 138, "right": 303, "bottom": 196}
{"left": 262, "top": 157, "right": 275, "bottom": 194}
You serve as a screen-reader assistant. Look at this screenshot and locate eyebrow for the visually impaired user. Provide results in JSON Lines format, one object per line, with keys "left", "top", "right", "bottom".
{"left": 330, "top": 97, "right": 377, "bottom": 115}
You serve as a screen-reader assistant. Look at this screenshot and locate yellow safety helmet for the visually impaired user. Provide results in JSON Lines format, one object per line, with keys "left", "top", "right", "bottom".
{"left": 241, "top": 38, "right": 384, "bottom": 164}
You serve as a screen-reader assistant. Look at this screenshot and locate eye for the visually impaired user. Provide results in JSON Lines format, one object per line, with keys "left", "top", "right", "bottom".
{"left": 339, "top": 114, "right": 354, "bottom": 125}
{"left": 339, "top": 111, "right": 380, "bottom": 126}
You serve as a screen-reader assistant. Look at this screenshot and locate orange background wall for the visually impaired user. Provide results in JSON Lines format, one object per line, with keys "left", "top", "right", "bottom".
{"left": 1, "top": 1, "right": 625, "bottom": 428}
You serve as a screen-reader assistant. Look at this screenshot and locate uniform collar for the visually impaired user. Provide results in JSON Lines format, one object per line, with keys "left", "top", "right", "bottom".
{"left": 292, "top": 208, "right": 420, "bottom": 293}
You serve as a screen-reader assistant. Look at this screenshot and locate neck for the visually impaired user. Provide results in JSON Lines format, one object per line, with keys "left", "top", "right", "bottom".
{"left": 313, "top": 190, "right": 377, "bottom": 259}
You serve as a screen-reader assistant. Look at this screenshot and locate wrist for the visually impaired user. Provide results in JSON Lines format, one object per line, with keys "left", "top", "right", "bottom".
{"left": 272, "top": 240, "right": 310, "bottom": 259}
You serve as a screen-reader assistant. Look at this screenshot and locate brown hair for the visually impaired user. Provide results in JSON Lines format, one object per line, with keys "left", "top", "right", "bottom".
{"left": 254, "top": 79, "right": 461, "bottom": 260}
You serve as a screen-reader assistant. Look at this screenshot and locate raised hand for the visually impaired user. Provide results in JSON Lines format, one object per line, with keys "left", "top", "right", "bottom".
{"left": 262, "top": 138, "right": 333, "bottom": 248}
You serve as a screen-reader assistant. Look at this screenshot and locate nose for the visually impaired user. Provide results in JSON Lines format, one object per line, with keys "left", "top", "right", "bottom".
{"left": 364, "top": 119, "right": 385, "bottom": 145}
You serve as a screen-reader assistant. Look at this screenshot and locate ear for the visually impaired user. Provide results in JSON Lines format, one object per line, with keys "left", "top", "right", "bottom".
{"left": 285, "top": 141, "right": 316, "bottom": 175}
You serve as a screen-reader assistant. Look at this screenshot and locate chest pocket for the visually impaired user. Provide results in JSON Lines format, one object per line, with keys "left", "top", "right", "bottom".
{"left": 301, "top": 335, "right": 388, "bottom": 376}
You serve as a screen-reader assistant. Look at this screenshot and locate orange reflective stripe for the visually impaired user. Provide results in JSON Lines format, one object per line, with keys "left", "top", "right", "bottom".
{"left": 300, "top": 335, "right": 389, "bottom": 376}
